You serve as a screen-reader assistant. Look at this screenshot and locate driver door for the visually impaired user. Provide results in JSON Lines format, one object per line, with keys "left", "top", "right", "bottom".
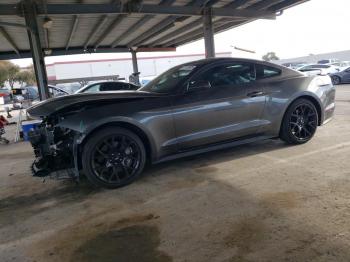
{"left": 171, "top": 61, "right": 266, "bottom": 150}
{"left": 343, "top": 68, "right": 350, "bottom": 82}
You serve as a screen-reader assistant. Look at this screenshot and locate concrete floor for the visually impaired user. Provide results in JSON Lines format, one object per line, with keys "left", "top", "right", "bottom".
{"left": 1, "top": 85, "right": 350, "bottom": 262}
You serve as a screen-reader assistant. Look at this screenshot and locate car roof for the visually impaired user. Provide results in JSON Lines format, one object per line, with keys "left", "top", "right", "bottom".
{"left": 185, "top": 57, "right": 277, "bottom": 65}
{"left": 304, "top": 64, "right": 331, "bottom": 67}
{"left": 87, "top": 80, "right": 132, "bottom": 85}
{"left": 177, "top": 57, "right": 289, "bottom": 72}
{"left": 83, "top": 81, "right": 138, "bottom": 88}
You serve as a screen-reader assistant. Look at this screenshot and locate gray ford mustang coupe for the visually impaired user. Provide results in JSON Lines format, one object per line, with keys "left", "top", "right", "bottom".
{"left": 27, "top": 58, "right": 335, "bottom": 188}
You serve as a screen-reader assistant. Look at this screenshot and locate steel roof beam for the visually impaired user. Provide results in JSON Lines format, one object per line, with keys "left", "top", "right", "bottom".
{"left": 0, "top": 4, "right": 275, "bottom": 18}
{"left": 148, "top": 19, "right": 203, "bottom": 46}
{"left": 111, "top": 16, "right": 155, "bottom": 48}
{"left": 146, "top": 0, "right": 248, "bottom": 46}
{"left": 83, "top": 16, "right": 109, "bottom": 49}
{"left": 269, "top": 0, "right": 309, "bottom": 11}
{"left": 248, "top": 0, "right": 282, "bottom": 10}
{"left": 149, "top": 0, "right": 282, "bottom": 47}
{"left": 66, "top": 0, "right": 84, "bottom": 50}
{"left": 162, "top": 27, "right": 204, "bottom": 46}
{"left": 93, "top": 0, "right": 152, "bottom": 49}
{"left": 127, "top": 16, "right": 177, "bottom": 47}
{"left": 110, "top": 0, "right": 176, "bottom": 48}
{"left": 0, "top": 46, "right": 176, "bottom": 60}
{"left": 129, "top": 0, "right": 247, "bottom": 43}
{"left": 0, "top": 26, "right": 20, "bottom": 56}
{"left": 126, "top": 0, "right": 206, "bottom": 47}
{"left": 94, "top": 14, "right": 126, "bottom": 49}
{"left": 203, "top": 0, "right": 280, "bottom": 39}
{"left": 66, "top": 15, "right": 79, "bottom": 50}
{"left": 83, "top": 0, "right": 120, "bottom": 50}
{"left": 162, "top": 18, "right": 239, "bottom": 47}
{"left": 167, "top": 19, "right": 243, "bottom": 47}
{"left": 226, "top": 0, "right": 249, "bottom": 9}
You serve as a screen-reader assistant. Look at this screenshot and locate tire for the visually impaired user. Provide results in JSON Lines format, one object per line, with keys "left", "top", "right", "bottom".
{"left": 82, "top": 127, "right": 146, "bottom": 189}
{"left": 280, "top": 98, "right": 318, "bottom": 145}
{"left": 331, "top": 75, "right": 341, "bottom": 85}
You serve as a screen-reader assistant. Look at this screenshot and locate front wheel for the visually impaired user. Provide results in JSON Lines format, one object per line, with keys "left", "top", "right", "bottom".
{"left": 82, "top": 127, "right": 146, "bottom": 189}
{"left": 331, "top": 75, "right": 341, "bottom": 85}
{"left": 280, "top": 99, "right": 318, "bottom": 144}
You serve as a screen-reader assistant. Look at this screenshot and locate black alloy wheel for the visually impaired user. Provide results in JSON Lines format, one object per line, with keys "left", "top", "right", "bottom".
{"left": 280, "top": 98, "right": 318, "bottom": 144}
{"left": 331, "top": 75, "right": 341, "bottom": 85}
{"left": 82, "top": 127, "right": 146, "bottom": 188}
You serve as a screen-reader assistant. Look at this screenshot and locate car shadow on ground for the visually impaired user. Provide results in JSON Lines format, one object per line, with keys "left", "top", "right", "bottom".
{"left": 2, "top": 138, "right": 350, "bottom": 261}
{"left": 143, "top": 138, "right": 291, "bottom": 177}
{"left": 25, "top": 159, "right": 350, "bottom": 262}
{"left": 0, "top": 138, "right": 289, "bottom": 224}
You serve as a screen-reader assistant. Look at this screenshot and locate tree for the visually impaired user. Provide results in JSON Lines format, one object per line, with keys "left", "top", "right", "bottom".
{"left": 0, "top": 61, "right": 36, "bottom": 88}
{"left": 21, "top": 64, "right": 36, "bottom": 86}
{"left": 0, "top": 61, "right": 20, "bottom": 88}
{"left": 262, "top": 52, "right": 280, "bottom": 62}
{"left": 6, "top": 62, "right": 20, "bottom": 88}
{"left": 0, "top": 61, "right": 9, "bottom": 87}
{"left": 15, "top": 70, "right": 34, "bottom": 87}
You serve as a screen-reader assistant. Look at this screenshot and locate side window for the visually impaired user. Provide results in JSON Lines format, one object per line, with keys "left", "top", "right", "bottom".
{"left": 190, "top": 63, "right": 256, "bottom": 89}
{"left": 100, "top": 83, "right": 118, "bottom": 91}
{"left": 256, "top": 64, "right": 281, "bottom": 79}
{"left": 84, "top": 84, "right": 101, "bottom": 93}
{"left": 27, "top": 87, "right": 38, "bottom": 99}
{"left": 114, "top": 83, "right": 131, "bottom": 90}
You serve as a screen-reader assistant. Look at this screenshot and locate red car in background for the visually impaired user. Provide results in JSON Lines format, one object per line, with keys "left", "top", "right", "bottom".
{"left": 0, "top": 88, "right": 12, "bottom": 104}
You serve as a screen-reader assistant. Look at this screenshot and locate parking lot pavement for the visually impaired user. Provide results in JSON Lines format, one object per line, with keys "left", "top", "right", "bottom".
{"left": 1, "top": 84, "right": 350, "bottom": 262}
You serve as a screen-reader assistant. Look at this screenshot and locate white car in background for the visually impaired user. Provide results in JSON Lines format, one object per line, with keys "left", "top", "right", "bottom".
{"left": 317, "top": 58, "right": 340, "bottom": 64}
{"left": 75, "top": 81, "right": 139, "bottom": 93}
{"left": 297, "top": 64, "right": 340, "bottom": 76}
{"left": 330, "top": 61, "right": 350, "bottom": 70}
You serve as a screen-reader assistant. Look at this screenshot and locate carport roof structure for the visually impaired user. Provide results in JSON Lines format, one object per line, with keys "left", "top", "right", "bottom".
{"left": 0, "top": 0, "right": 308, "bottom": 100}
{"left": 0, "top": 0, "right": 308, "bottom": 60}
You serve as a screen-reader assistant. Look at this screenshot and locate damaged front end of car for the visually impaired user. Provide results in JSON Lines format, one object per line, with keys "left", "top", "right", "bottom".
{"left": 26, "top": 91, "right": 154, "bottom": 183}
{"left": 28, "top": 115, "right": 81, "bottom": 180}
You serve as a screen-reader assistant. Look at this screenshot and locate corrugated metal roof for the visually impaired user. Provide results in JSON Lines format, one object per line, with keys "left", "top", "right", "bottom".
{"left": 0, "top": 0, "right": 308, "bottom": 59}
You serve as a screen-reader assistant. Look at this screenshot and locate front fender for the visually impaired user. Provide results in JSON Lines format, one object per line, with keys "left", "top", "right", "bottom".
{"left": 60, "top": 115, "right": 157, "bottom": 157}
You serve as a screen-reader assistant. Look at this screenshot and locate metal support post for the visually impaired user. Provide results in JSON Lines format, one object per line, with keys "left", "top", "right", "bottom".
{"left": 22, "top": 0, "right": 49, "bottom": 100}
{"left": 203, "top": 8, "right": 215, "bottom": 58}
{"left": 130, "top": 50, "right": 140, "bottom": 86}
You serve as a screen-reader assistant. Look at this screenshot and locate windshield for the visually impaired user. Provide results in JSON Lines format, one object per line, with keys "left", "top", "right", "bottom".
{"left": 139, "top": 64, "right": 197, "bottom": 93}
{"left": 303, "top": 64, "right": 329, "bottom": 69}
{"left": 318, "top": 60, "right": 329, "bottom": 64}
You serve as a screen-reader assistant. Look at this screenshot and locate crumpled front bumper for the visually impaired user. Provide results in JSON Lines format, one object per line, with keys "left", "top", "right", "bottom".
{"left": 28, "top": 125, "right": 78, "bottom": 179}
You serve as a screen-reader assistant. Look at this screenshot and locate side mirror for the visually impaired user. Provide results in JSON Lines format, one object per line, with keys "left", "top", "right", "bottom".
{"left": 187, "top": 80, "right": 211, "bottom": 92}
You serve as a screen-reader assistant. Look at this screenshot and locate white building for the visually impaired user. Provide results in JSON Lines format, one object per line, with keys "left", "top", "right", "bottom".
{"left": 46, "top": 52, "right": 232, "bottom": 84}
{"left": 275, "top": 50, "right": 350, "bottom": 65}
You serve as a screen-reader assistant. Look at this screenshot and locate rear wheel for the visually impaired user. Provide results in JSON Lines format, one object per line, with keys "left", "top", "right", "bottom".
{"left": 82, "top": 127, "right": 146, "bottom": 189}
{"left": 280, "top": 99, "right": 318, "bottom": 144}
{"left": 331, "top": 75, "right": 341, "bottom": 85}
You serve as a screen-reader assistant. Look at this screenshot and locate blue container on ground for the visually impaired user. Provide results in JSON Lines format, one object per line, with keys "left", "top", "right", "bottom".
{"left": 22, "top": 120, "right": 41, "bottom": 141}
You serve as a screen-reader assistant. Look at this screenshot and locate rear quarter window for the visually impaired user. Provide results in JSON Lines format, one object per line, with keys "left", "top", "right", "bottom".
{"left": 256, "top": 64, "right": 282, "bottom": 79}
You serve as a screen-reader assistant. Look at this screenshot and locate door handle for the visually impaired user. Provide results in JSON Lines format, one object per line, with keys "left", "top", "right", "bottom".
{"left": 247, "top": 91, "right": 264, "bottom": 97}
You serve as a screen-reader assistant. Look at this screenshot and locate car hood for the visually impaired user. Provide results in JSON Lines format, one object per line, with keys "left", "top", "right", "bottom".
{"left": 27, "top": 91, "right": 162, "bottom": 118}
